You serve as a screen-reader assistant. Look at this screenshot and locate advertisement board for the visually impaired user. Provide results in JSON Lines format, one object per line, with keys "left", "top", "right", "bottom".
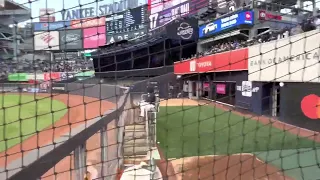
{"left": 106, "top": 27, "right": 147, "bottom": 44}
{"left": 71, "top": 17, "right": 105, "bottom": 29}
{"left": 216, "top": 84, "right": 226, "bottom": 94}
{"left": 61, "top": 0, "right": 147, "bottom": 20}
{"left": 280, "top": 83, "right": 320, "bottom": 131}
{"left": 8, "top": 73, "right": 28, "bottom": 81}
{"left": 39, "top": 8, "right": 55, "bottom": 22}
{"left": 166, "top": 17, "right": 198, "bottom": 40}
{"left": 54, "top": 52, "right": 79, "bottom": 60}
{"left": 174, "top": 48, "right": 248, "bottom": 74}
{"left": 59, "top": 29, "right": 82, "bottom": 50}
{"left": 258, "top": 10, "right": 299, "bottom": 23}
{"left": 106, "top": 6, "right": 146, "bottom": 34}
{"left": 44, "top": 72, "right": 61, "bottom": 81}
{"left": 33, "top": 21, "right": 71, "bottom": 31}
{"left": 148, "top": 0, "right": 208, "bottom": 31}
{"left": 34, "top": 31, "right": 60, "bottom": 50}
{"left": 248, "top": 30, "right": 320, "bottom": 82}
{"left": 83, "top": 26, "right": 106, "bottom": 48}
{"left": 199, "top": 10, "right": 254, "bottom": 38}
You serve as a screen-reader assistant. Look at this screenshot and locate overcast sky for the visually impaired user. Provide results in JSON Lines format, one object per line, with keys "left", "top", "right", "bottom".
{"left": 15, "top": 0, "right": 320, "bottom": 23}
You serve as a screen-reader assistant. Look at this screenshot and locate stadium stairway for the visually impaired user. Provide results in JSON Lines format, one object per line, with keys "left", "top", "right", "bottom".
{"left": 122, "top": 104, "right": 160, "bottom": 166}
{"left": 123, "top": 105, "right": 150, "bottom": 164}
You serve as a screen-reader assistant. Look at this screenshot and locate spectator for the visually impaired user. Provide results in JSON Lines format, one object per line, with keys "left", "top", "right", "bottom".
{"left": 291, "top": 24, "right": 304, "bottom": 35}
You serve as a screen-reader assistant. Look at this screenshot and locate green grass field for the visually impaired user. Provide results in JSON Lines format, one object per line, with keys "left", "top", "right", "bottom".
{"left": 157, "top": 105, "right": 320, "bottom": 159}
{"left": 0, "top": 94, "right": 67, "bottom": 152}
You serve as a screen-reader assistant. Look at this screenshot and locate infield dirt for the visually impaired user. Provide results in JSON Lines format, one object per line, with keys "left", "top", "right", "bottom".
{"left": 0, "top": 93, "right": 115, "bottom": 180}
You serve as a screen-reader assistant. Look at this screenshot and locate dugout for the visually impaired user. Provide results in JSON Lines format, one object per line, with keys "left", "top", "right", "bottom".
{"left": 92, "top": 34, "right": 197, "bottom": 78}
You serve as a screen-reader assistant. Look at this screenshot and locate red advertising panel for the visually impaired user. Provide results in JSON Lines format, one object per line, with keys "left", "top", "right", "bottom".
{"left": 174, "top": 48, "right": 248, "bottom": 74}
{"left": 44, "top": 72, "right": 61, "bottom": 81}
{"left": 83, "top": 26, "right": 106, "bottom": 49}
{"left": 216, "top": 84, "right": 226, "bottom": 94}
{"left": 71, "top": 17, "right": 105, "bottom": 29}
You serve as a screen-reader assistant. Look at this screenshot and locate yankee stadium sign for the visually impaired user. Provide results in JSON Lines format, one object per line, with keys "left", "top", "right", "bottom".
{"left": 62, "top": 0, "right": 146, "bottom": 20}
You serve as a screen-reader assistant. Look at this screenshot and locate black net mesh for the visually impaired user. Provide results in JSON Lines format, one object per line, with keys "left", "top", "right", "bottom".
{"left": 0, "top": 0, "right": 319, "bottom": 180}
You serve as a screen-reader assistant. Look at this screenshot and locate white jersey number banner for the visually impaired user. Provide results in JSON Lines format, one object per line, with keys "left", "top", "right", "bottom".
{"left": 248, "top": 29, "right": 320, "bottom": 83}
{"left": 34, "top": 31, "right": 60, "bottom": 50}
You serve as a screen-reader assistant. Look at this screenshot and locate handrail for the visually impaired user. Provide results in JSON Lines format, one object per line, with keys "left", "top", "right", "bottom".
{"left": 8, "top": 87, "right": 130, "bottom": 180}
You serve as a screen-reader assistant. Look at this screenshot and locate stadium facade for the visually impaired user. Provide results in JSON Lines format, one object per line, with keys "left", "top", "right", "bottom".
{"left": 0, "top": 0, "right": 30, "bottom": 60}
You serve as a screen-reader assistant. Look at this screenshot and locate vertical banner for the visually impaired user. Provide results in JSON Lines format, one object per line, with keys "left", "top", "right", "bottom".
{"left": 34, "top": 31, "right": 60, "bottom": 50}
{"left": 83, "top": 26, "right": 106, "bottom": 49}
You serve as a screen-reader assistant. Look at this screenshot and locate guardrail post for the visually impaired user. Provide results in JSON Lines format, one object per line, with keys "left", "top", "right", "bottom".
{"left": 74, "top": 144, "right": 86, "bottom": 180}
{"left": 100, "top": 127, "right": 107, "bottom": 179}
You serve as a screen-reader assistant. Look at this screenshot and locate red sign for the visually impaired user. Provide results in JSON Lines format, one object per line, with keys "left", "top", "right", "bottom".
{"left": 71, "top": 17, "right": 105, "bottom": 29}
{"left": 44, "top": 72, "right": 61, "bottom": 81}
{"left": 174, "top": 48, "right": 248, "bottom": 74}
{"left": 39, "top": 8, "right": 56, "bottom": 22}
{"left": 258, "top": 10, "right": 282, "bottom": 21}
{"left": 83, "top": 26, "right": 106, "bottom": 49}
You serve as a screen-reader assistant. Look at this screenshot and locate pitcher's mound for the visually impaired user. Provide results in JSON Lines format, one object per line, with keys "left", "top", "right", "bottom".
{"left": 169, "top": 153, "right": 291, "bottom": 180}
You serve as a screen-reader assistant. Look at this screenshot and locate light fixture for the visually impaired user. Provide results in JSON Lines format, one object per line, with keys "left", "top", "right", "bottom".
{"left": 279, "top": 82, "right": 284, "bottom": 87}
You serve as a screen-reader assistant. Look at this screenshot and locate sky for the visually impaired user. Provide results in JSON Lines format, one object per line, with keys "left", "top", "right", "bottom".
{"left": 16, "top": 0, "right": 146, "bottom": 22}
{"left": 14, "top": 0, "right": 320, "bottom": 25}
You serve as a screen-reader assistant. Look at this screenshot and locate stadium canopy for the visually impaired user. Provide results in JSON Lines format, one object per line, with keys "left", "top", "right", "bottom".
{"left": 0, "top": 0, "right": 31, "bottom": 25}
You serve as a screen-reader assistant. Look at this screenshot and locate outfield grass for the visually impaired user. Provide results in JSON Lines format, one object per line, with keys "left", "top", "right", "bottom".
{"left": 0, "top": 94, "right": 67, "bottom": 152}
{"left": 157, "top": 106, "right": 320, "bottom": 159}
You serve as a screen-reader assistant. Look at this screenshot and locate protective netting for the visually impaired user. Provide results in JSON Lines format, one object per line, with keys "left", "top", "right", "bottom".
{"left": 0, "top": 0, "right": 319, "bottom": 180}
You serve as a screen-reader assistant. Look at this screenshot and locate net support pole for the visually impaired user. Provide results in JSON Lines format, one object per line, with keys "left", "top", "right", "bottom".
{"left": 74, "top": 144, "right": 86, "bottom": 180}
{"left": 100, "top": 127, "right": 107, "bottom": 178}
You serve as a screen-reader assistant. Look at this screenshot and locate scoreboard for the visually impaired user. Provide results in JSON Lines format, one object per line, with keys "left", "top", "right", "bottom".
{"left": 105, "top": 5, "right": 147, "bottom": 35}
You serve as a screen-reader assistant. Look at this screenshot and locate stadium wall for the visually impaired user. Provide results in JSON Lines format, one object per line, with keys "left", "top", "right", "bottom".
{"left": 279, "top": 82, "right": 320, "bottom": 131}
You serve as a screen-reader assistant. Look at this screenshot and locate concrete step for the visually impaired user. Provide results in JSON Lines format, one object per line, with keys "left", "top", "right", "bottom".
{"left": 124, "top": 138, "right": 148, "bottom": 147}
{"left": 124, "top": 131, "right": 147, "bottom": 141}
{"left": 124, "top": 157, "right": 147, "bottom": 165}
{"left": 124, "top": 146, "right": 149, "bottom": 156}
{"left": 125, "top": 124, "right": 145, "bottom": 132}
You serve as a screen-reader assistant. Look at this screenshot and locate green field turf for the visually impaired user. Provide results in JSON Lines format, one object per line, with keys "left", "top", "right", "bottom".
{"left": 157, "top": 105, "right": 320, "bottom": 159}
{"left": 0, "top": 94, "right": 67, "bottom": 152}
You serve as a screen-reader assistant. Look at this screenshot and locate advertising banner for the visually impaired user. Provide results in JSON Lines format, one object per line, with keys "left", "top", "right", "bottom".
{"left": 83, "top": 26, "right": 106, "bottom": 49}
{"left": 174, "top": 48, "right": 248, "bottom": 74}
{"left": 216, "top": 84, "right": 226, "bottom": 94}
{"left": 258, "top": 10, "right": 299, "bottom": 23}
{"left": 235, "top": 81, "right": 259, "bottom": 97}
{"left": 106, "top": 5, "right": 146, "bottom": 34}
{"left": 280, "top": 83, "right": 320, "bottom": 131}
{"left": 148, "top": 0, "right": 208, "bottom": 31}
{"left": 44, "top": 72, "right": 61, "bottom": 81}
{"left": 34, "top": 31, "right": 60, "bottom": 50}
{"left": 166, "top": 17, "right": 198, "bottom": 41}
{"left": 59, "top": 29, "right": 82, "bottom": 50}
{"left": 61, "top": 0, "right": 146, "bottom": 20}
{"left": 54, "top": 52, "right": 79, "bottom": 60}
{"left": 71, "top": 17, "right": 105, "bottom": 29}
{"left": 39, "top": 8, "right": 55, "bottom": 22}
{"left": 248, "top": 30, "right": 320, "bottom": 82}
{"left": 33, "top": 21, "right": 71, "bottom": 31}
{"left": 8, "top": 73, "right": 28, "bottom": 81}
{"left": 106, "top": 28, "right": 147, "bottom": 44}
{"left": 199, "top": 10, "right": 254, "bottom": 38}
